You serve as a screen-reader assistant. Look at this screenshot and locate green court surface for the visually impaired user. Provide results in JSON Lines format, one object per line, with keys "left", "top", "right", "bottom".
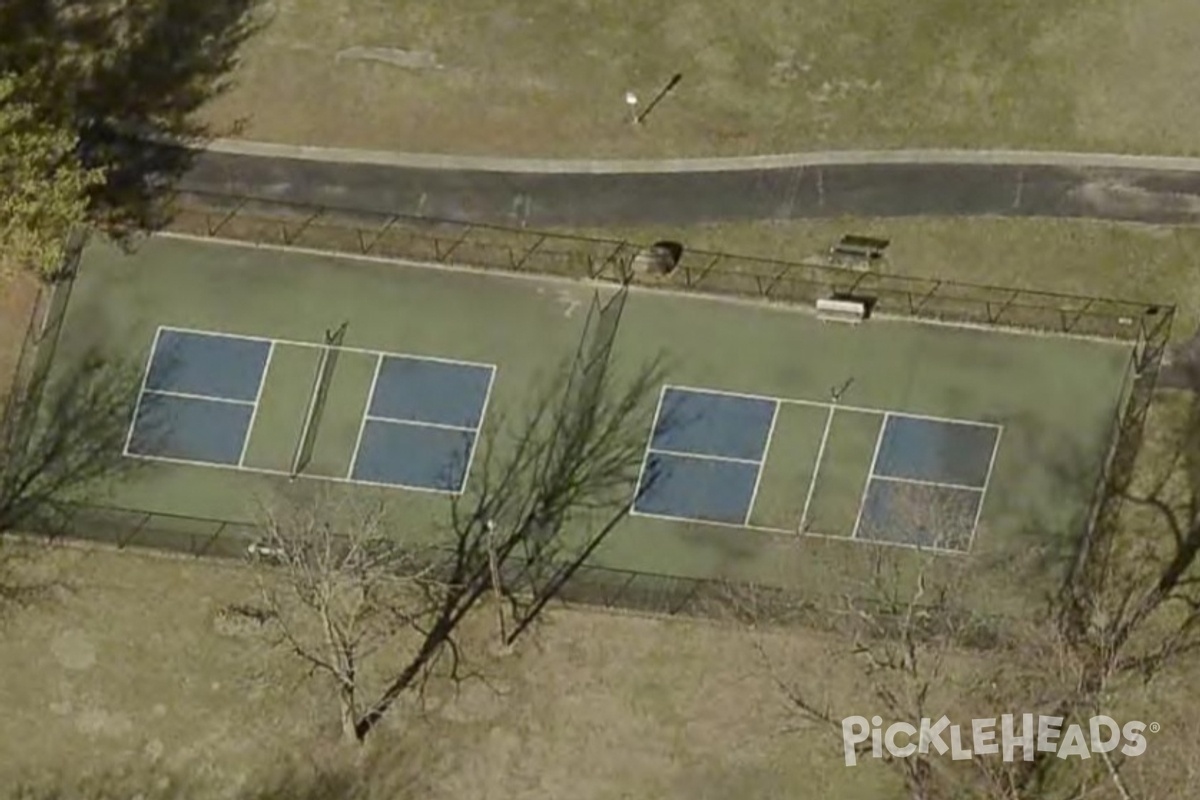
{"left": 49, "top": 235, "right": 1136, "bottom": 613}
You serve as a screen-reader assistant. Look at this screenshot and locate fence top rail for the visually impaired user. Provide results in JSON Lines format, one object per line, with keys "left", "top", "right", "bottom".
{"left": 170, "top": 188, "right": 1169, "bottom": 321}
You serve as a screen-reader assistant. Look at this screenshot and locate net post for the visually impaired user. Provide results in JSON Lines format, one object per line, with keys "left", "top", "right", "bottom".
{"left": 290, "top": 322, "right": 348, "bottom": 477}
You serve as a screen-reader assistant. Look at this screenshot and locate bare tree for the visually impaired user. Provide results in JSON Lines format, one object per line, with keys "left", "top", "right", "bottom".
{"left": 766, "top": 553, "right": 985, "bottom": 798}
{"left": 0, "top": 345, "right": 143, "bottom": 610}
{"left": 742, "top": 484, "right": 1035, "bottom": 799}
{"left": 252, "top": 490, "right": 441, "bottom": 743}
{"left": 0, "top": 350, "right": 142, "bottom": 535}
{"left": 255, "top": 285, "right": 665, "bottom": 743}
{"left": 752, "top": 388, "right": 1200, "bottom": 800}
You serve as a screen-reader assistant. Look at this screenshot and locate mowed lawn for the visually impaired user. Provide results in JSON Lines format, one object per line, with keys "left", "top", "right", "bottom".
{"left": 2, "top": 532, "right": 1199, "bottom": 799}
{"left": 561, "top": 216, "right": 1200, "bottom": 336}
{"left": 207, "top": 0, "right": 1200, "bottom": 157}
{"left": 5, "top": 207, "right": 1200, "bottom": 794}
{"left": 0, "top": 542, "right": 902, "bottom": 799}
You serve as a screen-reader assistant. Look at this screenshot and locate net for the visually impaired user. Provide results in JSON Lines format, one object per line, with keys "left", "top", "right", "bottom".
{"left": 290, "top": 322, "right": 348, "bottom": 476}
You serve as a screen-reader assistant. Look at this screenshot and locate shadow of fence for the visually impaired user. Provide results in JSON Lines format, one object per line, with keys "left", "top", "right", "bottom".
{"left": 163, "top": 188, "right": 1169, "bottom": 345}
{"left": 1, "top": 192, "right": 1178, "bottom": 631}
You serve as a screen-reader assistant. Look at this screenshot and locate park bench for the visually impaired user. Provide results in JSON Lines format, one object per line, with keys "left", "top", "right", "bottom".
{"left": 816, "top": 296, "right": 868, "bottom": 324}
{"left": 830, "top": 234, "right": 889, "bottom": 267}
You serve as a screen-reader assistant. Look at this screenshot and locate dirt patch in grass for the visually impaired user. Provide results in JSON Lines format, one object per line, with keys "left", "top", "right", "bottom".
{"left": 204, "top": 0, "right": 1200, "bottom": 158}
{"left": 0, "top": 269, "right": 42, "bottom": 398}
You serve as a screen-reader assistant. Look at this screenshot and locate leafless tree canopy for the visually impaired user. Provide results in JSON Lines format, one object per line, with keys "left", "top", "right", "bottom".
{"left": 253, "top": 490, "right": 441, "bottom": 742}
{"left": 747, "top": 433, "right": 1200, "bottom": 800}
{"left": 255, "top": 287, "right": 665, "bottom": 743}
{"left": 1, "top": 351, "right": 142, "bottom": 535}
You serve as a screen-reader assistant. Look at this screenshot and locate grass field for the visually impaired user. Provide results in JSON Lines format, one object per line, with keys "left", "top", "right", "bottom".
{"left": 2, "top": 536, "right": 1199, "bottom": 799}
{"left": 43, "top": 234, "right": 1135, "bottom": 617}
{"left": 0, "top": 541, "right": 899, "bottom": 798}
{"left": 5, "top": 217, "right": 1198, "bottom": 797}
{"left": 206, "top": 0, "right": 1200, "bottom": 157}
{"left": 566, "top": 216, "right": 1200, "bottom": 338}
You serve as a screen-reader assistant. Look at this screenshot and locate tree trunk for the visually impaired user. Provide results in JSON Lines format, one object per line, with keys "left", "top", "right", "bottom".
{"left": 339, "top": 688, "right": 360, "bottom": 743}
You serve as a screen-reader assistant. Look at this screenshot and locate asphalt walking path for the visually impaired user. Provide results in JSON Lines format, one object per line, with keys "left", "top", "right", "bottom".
{"left": 178, "top": 139, "right": 1200, "bottom": 228}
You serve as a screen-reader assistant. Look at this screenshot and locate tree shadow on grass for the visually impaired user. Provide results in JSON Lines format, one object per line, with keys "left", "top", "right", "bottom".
{"left": 1, "top": 350, "right": 147, "bottom": 534}
{"left": 0, "top": 351, "right": 148, "bottom": 612}
{"left": 6, "top": 742, "right": 431, "bottom": 800}
{"left": 0, "top": 0, "right": 264, "bottom": 237}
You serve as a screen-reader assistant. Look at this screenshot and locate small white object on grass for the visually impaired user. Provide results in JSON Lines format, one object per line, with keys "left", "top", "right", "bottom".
{"left": 625, "top": 91, "right": 639, "bottom": 124}
{"left": 247, "top": 542, "right": 285, "bottom": 561}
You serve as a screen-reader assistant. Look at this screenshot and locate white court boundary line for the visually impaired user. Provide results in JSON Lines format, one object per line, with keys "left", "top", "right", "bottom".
{"left": 644, "top": 447, "right": 763, "bottom": 466}
{"left": 744, "top": 400, "right": 780, "bottom": 526}
{"left": 160, "top": 324, "right": 496, "bottom": 371}
{"left": 851, "top": 413, "right": 890, "bottom": 540}
{"left": 458, "top": 364, "right": 498, "bottom": 494}
{"left": 869, "top": 473, "right": 989, "bottom": 493}
{"left": 630, "top": 386, "right": 669, "bottom": 512}
{"left": 633, "top": 384, "right": 1005, "bottom": 556}
{"left": 238, "top": 340, "right": 275, "bottom": 467}
{"left": 123, "top": 326, "right": 272, "bottom": 465}
{"left": 631, "top": 508, "right": 968, "bottom": 556}
{"left": 966, "top": 426, "right": 1005, "bottom": 554}
{"left": 141, "top": 389, "right": 255, "bottom": 407}
{"left": 127, "top": 325, "right": 498, "bottom": 494}
{"left": 122, "top": 327, "right": 165, "bottom": 457}
{"left": 347, "top": 353, "right": 384, "bottom": 480}
{"left": 630, "top": 386, "right": 779, "bottom": 522}
{"left": 363, "top": 415, "right": 476, "bottom": 433}
{"left": 799, "top": 402, "right": 837, "bottom": 534}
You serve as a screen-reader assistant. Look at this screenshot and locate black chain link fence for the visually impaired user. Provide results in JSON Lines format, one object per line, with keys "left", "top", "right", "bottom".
{"left": 1, "top": 201, "right": 1175, "bottom": 626}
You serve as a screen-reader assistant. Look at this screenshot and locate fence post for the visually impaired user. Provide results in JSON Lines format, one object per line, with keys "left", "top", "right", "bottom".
{"left": 196, "top": 522, "right": 228, "bottom": 558}
{"left": 595, "top": 241, "right": 627, "bottom": 279}
{"left": 360, "top": 215, "right": 398, "bottom": 256}
{"left": 1062, "top": 298, "right": 1092, "bottom": 334}
{"left": 695, "top": 254, "right": 722, "bottom": 287}
{"left": 761, "top": 264, "right": 791, "bottom": 298}
{"left": 118, "top": 513, "right": 153, "bottom": 549}
{"left": 282, "top": 207, "right": 324, "bottom": 246}
{"left": 912, "top": 281, "right": 941, "bottom": 315}
{"left": 439, "top": 225, "right": 474, "bottom": 262}
{"left": 513, "top": 234, "right": 547, "bottom": 271}
{"left": 202, "top": 196, "right": 247, "bottom": 238}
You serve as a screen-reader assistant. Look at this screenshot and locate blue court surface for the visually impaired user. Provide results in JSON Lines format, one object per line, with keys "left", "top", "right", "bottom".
{"left": 632, "top": 385, "right": 1001, "bottom": 552}
{"left": 125, "top": 328, "right": 271, "bottom": 466}
{"left": 349, "top": 355, "right": 494, "bottom": 492}
{"left": 125, "top": 326, "right": 496, "bottom": 494}
{"left": 854, "top": 414, "right": 999, "bottom": 551}
{"left": 633, "top": 387, "right": 778, "bottom": 525}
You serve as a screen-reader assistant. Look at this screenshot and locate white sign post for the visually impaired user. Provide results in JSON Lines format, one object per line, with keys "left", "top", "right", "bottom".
{"left": 625, "top": 91, "right": 640, "bottom": 125}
